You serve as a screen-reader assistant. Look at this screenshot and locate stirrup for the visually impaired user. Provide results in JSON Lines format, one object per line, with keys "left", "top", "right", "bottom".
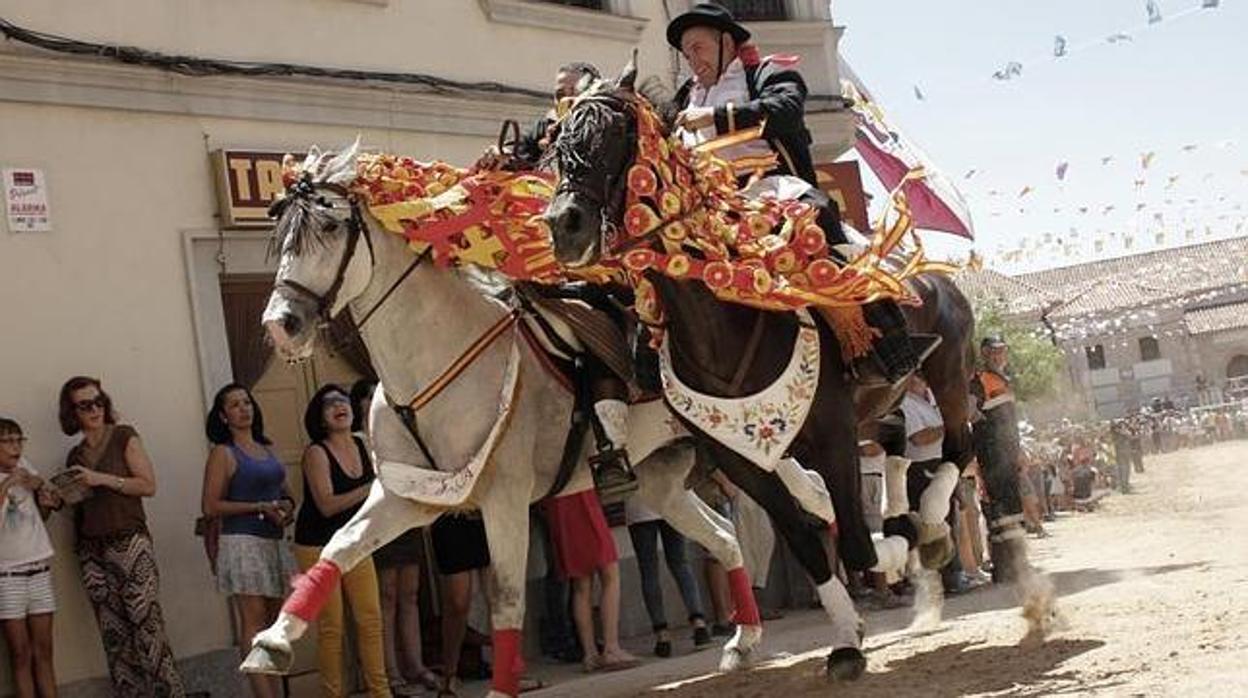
{"left": 589, "top": 448, "right": 637, "bottom": 502}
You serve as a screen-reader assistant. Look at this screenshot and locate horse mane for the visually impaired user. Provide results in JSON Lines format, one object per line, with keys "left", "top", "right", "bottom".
{"left": 269, "top": 139, "right": 362, "bottom": 257}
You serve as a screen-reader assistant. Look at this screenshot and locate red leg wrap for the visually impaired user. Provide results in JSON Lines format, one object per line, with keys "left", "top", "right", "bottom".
{"left": 284, "top": 560, "right": 341, "bottom": 622}
{"left": 491, "top": 628, "right": 525, "bottom": 697}
{"left": 727, "top": 566, "right": 762, "bottom": 627}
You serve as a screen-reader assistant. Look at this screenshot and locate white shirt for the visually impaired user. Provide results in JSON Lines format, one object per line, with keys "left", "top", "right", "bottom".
{"left": 680, "top": 58, "right": 775, "bottom": 166}
{"left": 0, "top": 459, "right": 55, "bottom": 569}
{"left": 901, "top": 392, "right": 945, "bottom": 463}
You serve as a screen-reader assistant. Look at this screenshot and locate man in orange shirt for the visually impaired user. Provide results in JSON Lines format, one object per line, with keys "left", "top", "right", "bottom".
{"left": 970, "top": 336, "right": 1026, "bottom": 583}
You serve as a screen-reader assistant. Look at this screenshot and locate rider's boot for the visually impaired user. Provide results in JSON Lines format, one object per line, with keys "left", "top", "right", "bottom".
{"left": 589, "top": 398, "right": 637, "bottom": 501}
{"left": 857, "top": 299, "right": 942, "bottom": 387}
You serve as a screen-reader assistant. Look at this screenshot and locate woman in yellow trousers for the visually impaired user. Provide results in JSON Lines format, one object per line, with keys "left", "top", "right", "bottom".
{"left": 293, "top": 385, "right": 390, "bottom": 697}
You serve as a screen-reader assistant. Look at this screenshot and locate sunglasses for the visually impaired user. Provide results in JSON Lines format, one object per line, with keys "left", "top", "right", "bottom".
{"left": 74, "top": 396, "right": 106, "bottom": 413}
{"left": 0, "top": 436, "right": 26, "bottom": 446}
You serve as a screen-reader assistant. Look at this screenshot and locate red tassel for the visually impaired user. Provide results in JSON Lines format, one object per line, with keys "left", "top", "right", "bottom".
{"left": 492, "top": 628, "right": 526, "bottom": 696}
{"left": 727, "top": 567, "right": 762, "bottom": 626}
{"left": 283, "top": 560, "right": 341, "bottom": 622}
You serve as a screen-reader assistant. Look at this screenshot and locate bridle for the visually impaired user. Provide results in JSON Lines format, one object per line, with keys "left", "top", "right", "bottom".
{"left": 552, "top": 93, "right": 637, "bottom": 251}
{"left": 270, "top": 175, "right": 430, "bottom": 331}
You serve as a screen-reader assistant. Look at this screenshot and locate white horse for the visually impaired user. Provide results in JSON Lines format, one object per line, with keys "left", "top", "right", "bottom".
{"left": 243, "top": 145, "right": 766, "bottom": 698}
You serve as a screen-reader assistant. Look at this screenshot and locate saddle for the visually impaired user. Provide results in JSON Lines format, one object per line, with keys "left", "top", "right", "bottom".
{"left": 516, "top": 283, "right": 634, "bottom": 384}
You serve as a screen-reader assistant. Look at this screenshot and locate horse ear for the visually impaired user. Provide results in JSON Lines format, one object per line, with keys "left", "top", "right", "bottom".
{"left": 616, "top": 49, "right": 638, "bottom": 92}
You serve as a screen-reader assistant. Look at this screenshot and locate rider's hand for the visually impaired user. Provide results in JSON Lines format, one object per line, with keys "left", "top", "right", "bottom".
{"left": 473, "top": 147, "right": 503, "bottom": 172}
{"left": 675, "top": 107, "right": 715, "bottom": 132}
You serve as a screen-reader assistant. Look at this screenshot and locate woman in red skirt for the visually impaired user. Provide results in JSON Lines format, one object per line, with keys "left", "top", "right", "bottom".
{"left": 543, "top": 485, "right": 640, "bottom": 673}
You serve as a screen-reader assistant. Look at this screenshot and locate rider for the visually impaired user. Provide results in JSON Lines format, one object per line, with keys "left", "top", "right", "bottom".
{"left": 666, "top": 2, "right": 938, "bottom": 386}
{"left": 970, "top": 335, "right": 1027, "bottom": 582}
{"left": 503, "top": 61, "right": 638, "bottom": 497}
{"left": 514, "top": 62, "right": 603, "bottom": 169}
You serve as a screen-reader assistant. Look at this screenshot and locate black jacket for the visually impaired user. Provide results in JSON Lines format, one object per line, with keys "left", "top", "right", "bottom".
{"left": 515, "top": 114, "right": 556, "bottom": 169}
{"left": 673, "top": 59, "right": 818, "bottom": 186}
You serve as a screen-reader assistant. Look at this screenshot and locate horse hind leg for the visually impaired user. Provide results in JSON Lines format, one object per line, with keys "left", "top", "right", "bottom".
{"left": 242, "top": 483, "right": 441, "bottom": 676}
{"left": 634, "top": 444, "right": 760, "bottom": 672}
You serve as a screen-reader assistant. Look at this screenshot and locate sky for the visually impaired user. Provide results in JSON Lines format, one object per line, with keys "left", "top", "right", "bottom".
{"left": 834, "top": 0, "right": 1247, "bottom": 272}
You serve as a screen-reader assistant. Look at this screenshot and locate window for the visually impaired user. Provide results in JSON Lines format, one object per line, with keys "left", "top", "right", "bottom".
{"left": 719, "top": 0, "right": 788, "bottom": 21}
{"left": 539, "top": 0, "right": 605, "bottom": 8}
{"left": 1139, "top": 336, "right": 1161, "bottom": 362}
{"left": 1086, "top": 344, "right": 1106, "bottom": 371}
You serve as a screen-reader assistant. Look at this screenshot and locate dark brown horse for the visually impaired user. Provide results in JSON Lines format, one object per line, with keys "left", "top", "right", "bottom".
{"left": 543, "top": 55, "right": 985, "bottom": 538}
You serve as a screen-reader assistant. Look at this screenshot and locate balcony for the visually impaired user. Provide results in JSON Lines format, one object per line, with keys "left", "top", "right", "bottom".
{"left": 540, "top": 0, "right": 606, "bottom": 8}
{"left": 720, "top": 0, "right": 788, "bottom": 20}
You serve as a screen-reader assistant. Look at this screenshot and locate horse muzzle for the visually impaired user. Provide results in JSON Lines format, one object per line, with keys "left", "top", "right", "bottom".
{"left": 262, "top": 293, "right": 317, "bottom": 361}
{"left": 543, "top": 195, "right": 603, "bottom": 268}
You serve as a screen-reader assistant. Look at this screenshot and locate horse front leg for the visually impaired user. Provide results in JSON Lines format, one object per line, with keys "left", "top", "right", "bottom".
{"left": 634, "top": 444, "right": 761, "bottom": 672}
{"left": 475, "top": 467, "right": 536, "bottom": 698}
{"left": 708, "top": 444, "right": 867, "bottom": 682}
{"left": 241, "top": 483, "right": 440, "bottom": 675}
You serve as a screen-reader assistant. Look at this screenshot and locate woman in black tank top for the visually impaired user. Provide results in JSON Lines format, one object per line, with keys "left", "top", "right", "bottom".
{"left": 293, "top": 433, "right": 374, "bottom": 547}
{"left": 291, "top": 385, "right": 388, "bottom": 698}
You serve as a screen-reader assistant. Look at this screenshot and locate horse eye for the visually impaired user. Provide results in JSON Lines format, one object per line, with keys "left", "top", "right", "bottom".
{"left": 322, "top": 219, "right": 340, "bottom": 233}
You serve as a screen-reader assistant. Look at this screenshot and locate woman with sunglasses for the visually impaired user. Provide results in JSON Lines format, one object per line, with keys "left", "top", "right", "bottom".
{"left": 58, "top": 376, "right": 185, "bottom": 696}
{"left": 293, "top": 385, "right": 389, "bottom": 697}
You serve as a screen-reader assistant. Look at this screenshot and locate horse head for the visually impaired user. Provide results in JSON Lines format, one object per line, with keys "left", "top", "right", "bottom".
{"left": 262, "top": 141, "right": 375, "bottom": 360}
{"left": 543, "top": 54, "right": 642, "bottom": 267}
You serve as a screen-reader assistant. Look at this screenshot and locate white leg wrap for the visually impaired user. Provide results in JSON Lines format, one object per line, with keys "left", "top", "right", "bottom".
{"left": 919, "top": 462, "right": 959, "bottom": 525}
{"left": 816, "top": 578, "right": 863, "bottom": 650}
{"left": 883, "top": 456, "right": 912, "bottom": 518}
{"left": 775, "top": 457, "right": 836, "bottom": 526}
{"left": 253, "top": 611, "right": 306, "bottom": 651}
{"left": 594, "top": 398, "right": 630, "bottom": 448}
{"left": 720, "top": 623, "right": 764, "bottom": 672}
{"left": 870, "top": 535, "right": 910, "bottom": 577}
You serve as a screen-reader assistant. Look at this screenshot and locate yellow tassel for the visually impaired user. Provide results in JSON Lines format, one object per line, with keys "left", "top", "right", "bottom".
{"left": 818, "top": 305, "right": 880, "bottom": 363}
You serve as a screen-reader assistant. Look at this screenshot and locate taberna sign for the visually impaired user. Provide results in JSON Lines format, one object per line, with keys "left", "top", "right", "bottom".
{"left": 211, "top": 150, "right": 302, "bottom": 229}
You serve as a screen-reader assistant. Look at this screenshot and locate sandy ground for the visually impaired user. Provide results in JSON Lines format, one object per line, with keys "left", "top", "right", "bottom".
{"left": 519, "top": 439, "right": 1248, "bottom": 698}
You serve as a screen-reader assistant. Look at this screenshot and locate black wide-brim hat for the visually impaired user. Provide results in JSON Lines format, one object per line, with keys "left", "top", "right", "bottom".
{"left": 666, "top": 2, "right": 751, "bottom": 50}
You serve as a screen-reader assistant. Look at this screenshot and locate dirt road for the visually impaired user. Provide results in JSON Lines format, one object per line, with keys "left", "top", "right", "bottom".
{"left": 536, "top": 440, "right": 1248, "bottom": 697}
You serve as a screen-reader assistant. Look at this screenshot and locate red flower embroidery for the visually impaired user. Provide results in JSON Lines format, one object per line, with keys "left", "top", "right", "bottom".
{"left": 704, "top": 261, "right": 733, "bottom": 289}
{"left": 808, "top": 259, "right": 840, "bottom": 286}
{"left": 623, "top": 248, "right": 657, "bottom": 272}
{"left": 628, "top": 165, "right": 658, "bottom": 198}
{"left": 625, "top": 203, "right": 661, "bottom": 237}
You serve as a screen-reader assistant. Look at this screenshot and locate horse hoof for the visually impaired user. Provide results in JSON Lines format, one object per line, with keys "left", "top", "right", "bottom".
{"left": 718, "top": 623, "right": 762, "bottom": 672}
{"left": 240, "top": 642, "right": 293, "bottom": 675}
{"left": 718, "top": 647, "right": 754, "bottom": 673}
{"left": 826, "top": 647, "right": 866, "bottom": 682}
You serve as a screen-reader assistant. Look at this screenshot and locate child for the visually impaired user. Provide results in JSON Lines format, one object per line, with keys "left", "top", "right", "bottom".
{"left": 0, "top": 417, "right": 61, "bottom": 698}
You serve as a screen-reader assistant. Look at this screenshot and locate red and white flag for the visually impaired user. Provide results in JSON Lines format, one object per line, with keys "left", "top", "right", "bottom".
{"left": 840, "top": 62, "right": 974, "bottom": 239}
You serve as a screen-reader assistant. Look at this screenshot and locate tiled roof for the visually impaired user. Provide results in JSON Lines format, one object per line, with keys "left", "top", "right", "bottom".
{"left": 956, "top": 237, "right": 1248, "bottom": 320}
{"left": 953, "top": 268, "right": 1053, "bottom": 315}
{"left": 1184, "top": 302, "right": 1248, "bottom": 335}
